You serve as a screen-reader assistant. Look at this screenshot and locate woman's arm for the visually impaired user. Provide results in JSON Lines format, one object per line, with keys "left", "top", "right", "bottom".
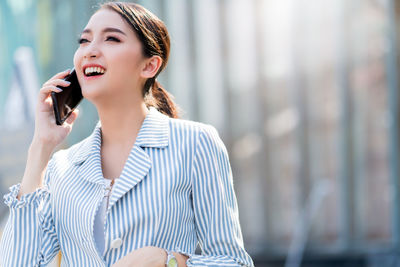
{"left": 187, "top": 125, "right": 255, "bottom": 267}
{"left": 0, "top": 70, "right": 79, "bottom": 265}
{"left": 18, "top": 140, "right": 54, "bottom": 198}
{"left": 20, "top": 69, "right": 79, "bottom": 196}
{"left": 0, "top": 157, "right": 60, "bottom": 266}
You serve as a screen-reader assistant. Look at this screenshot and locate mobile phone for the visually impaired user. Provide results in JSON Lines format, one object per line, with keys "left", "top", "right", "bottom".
{"left": 51, "top": 69, "right": 83, "bottom": 125}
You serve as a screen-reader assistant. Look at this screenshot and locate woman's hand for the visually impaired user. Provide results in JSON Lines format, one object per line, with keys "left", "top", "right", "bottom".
{"left": 111, "top": 246, "right": 165, "bottom": 267}
{"left": 32, "top": 69, "right": 79, "bottom": 149}
{"left": 111, "top": 246, "right": 188, "bottom": 267}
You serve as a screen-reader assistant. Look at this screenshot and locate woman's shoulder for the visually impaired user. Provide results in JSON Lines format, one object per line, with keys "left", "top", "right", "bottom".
{"left": 168, "top": 117, "right": 230, "bottom": 165}
{"left": 168, "top": 116, "right": 221, "bottom": 137}
{"left": 168, "top": 116, "right": 223, "bottom": 145}
{"left": 150, "top": 106, "right": 221, "bottom": 140}
{"left": 51, "top": 130, "right": 96, "bottom": 167}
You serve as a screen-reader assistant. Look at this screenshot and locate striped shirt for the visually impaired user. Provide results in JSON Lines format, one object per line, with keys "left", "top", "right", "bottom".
{"left": 0, "top": 107, "right": 254, "bottom": 266}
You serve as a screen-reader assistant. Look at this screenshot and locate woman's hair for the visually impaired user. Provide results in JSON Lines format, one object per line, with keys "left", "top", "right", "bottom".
{"left": 100, "top": 2, "right": 180, "bottom": 118}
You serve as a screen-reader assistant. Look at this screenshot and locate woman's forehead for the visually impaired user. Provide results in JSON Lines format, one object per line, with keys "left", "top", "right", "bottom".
{"left": 84, "top": 9, "right": 129, "bottom": 33}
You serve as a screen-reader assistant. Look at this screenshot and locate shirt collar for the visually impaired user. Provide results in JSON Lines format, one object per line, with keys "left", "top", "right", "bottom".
{"left": 72, "top": 106, "right": 169, "bottom": 165}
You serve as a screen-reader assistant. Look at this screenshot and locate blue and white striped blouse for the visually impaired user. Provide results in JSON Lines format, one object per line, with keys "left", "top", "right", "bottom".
{"left": 0, "top": 107, "right": 254, "bottom": 266}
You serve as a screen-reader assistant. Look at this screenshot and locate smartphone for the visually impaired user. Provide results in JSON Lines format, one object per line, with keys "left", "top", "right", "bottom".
{"left": 51, "top": 69, "right": 83, "bottom": 125}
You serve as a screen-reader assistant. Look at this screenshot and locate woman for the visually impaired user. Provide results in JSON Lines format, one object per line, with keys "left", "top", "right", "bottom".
{"left": 0, "top": 2, "right": 254, "bottom": 266}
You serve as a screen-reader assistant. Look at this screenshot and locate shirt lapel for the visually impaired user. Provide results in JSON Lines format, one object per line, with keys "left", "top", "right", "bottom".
{"left": 108, "top": 107, "right": 170, "bottom": 210}
{"left": 73, "top": 107, "right": 170, "bottom": 209}
{"left": 75, "top": 121, "right": 104, "bottom": 185}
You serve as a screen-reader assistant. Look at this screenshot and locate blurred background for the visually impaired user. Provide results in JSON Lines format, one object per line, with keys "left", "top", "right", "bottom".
{"left": 0, "top": 0, "right": 399, "bottom": 266}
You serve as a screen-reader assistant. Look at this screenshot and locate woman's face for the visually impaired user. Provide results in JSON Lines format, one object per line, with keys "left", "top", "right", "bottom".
{"left": 73, "top": 8, "right": 146, "bottom": 103}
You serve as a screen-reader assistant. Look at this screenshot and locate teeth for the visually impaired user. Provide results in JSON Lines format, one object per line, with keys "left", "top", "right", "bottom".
{"left": 84, "top": 66, "right": 105, "bottom": 75}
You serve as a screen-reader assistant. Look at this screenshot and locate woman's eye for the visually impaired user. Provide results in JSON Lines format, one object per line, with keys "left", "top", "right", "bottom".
{"left": 78, "top": 38, "right": 89, "bottom": 44}
{"left": 106, "top": 36, "right": 120, "bottom": 42}
{"left": 77, "top": 36, "right": 119, "bottom": 44}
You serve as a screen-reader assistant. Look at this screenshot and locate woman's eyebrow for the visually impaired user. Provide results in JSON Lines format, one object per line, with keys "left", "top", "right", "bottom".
{"left": 81, "top": 27, "right": 127, "bottom": 36}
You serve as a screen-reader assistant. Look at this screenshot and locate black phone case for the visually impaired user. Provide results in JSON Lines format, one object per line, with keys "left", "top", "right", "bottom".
{"left": 51, "top": 70, "right": 83, "bottom": 125}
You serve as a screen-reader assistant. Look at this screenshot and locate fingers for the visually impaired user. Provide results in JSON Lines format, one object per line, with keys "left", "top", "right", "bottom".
{"left": 62, "top": 109, "right": 79, "bottom": 131}
{"left": 65, "top": 109, "right": 79, "bottom": 125}
{"left": 43, "top": 79, "right": 71, "bottom": 88}
{"left": 38, "top": 70, "right": 72, "bottom": 104}
{"left": 38, "top": 85, "right": 63, "bottom": 103}
{"left": 49, "top": 69, "right": 71, "bottom": 80}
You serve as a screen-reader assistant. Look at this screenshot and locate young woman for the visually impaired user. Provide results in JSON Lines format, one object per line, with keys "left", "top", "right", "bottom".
{"left": 0, "top": 2, "right": 254, "bottom": 266}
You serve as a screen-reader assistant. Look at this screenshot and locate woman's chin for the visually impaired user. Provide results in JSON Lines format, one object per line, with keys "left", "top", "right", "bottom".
{"left": 81, "top": 86, "right": 104, "bottom": 103}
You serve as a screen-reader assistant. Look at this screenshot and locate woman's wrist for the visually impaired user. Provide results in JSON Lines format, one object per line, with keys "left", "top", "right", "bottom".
{"left": 30, "top": 139, "right": 55, "bottom": 157}
{"left": 26, "top": 140, "right": 54, "bottom": 176}
{"left": 176, "top": 252, "right": 189, "bottom": 267}
{"left": 18, "top": 141, "right": 54, "bottom": 199}
{"left": 31, "top": 134, "right": 58, "bottom": 153}
{"left": 169, "top": 251, "right": 188, "bottom": 267}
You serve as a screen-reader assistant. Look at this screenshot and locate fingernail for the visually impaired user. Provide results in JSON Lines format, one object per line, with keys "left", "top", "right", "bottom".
{"left": 55, "top": 87, "right": 63, "bottom": 92}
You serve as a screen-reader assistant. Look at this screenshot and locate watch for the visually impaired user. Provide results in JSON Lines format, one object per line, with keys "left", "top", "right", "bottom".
{"left": 165, "top": 249, "right": 178, "bottom": 267}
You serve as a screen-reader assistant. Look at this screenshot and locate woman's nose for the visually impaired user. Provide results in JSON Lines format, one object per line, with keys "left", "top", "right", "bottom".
{"left": 84, "top": 51, "right": 99, "bottom": 58}
{"left": 84, "top": 44, "right": 100, "bottom": 59}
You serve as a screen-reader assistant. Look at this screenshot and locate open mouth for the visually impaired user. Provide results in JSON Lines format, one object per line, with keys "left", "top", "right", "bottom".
{"left": 84, "top": 66, "right": 106, "bottom": 77}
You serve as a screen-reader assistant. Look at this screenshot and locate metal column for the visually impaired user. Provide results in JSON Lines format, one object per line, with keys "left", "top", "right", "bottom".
{"left": 385, "top": 0, "right": 400, "bottom": 250}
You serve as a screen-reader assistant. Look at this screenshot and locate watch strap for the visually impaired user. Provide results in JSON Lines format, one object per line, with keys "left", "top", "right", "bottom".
{"left": 165, "top": 249, "right": 178, "bottom": 267}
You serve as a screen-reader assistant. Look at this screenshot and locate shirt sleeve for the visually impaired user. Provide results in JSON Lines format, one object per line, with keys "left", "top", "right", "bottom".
{"left": 0, "top": 159, "right": 60, "bottom": 266}
{"left": 187, "top": 125, "right": 254, "bottom": 267}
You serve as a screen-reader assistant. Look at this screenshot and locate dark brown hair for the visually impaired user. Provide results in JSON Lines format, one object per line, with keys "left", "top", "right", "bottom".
{"left": 101, "top": 2, "right": 180, "bottom": 118}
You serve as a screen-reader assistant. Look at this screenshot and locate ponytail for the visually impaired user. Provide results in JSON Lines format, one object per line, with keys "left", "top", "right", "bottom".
{"left": 144, "top": 79, "right": 181, "bottom": 119}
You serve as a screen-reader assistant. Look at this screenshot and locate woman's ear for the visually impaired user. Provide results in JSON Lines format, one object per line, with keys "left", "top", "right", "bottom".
{"left": 140, "top": 55, "right": 162, "bottom": 79}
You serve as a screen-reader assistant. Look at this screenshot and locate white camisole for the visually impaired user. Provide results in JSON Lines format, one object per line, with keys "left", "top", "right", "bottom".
{"left": 93, "top": 178, "right": 115, "bottom": 256}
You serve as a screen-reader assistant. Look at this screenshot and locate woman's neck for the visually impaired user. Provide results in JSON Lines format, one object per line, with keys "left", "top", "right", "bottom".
{"left": 97, "top": 101, "right": 149, "bottom": 147}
